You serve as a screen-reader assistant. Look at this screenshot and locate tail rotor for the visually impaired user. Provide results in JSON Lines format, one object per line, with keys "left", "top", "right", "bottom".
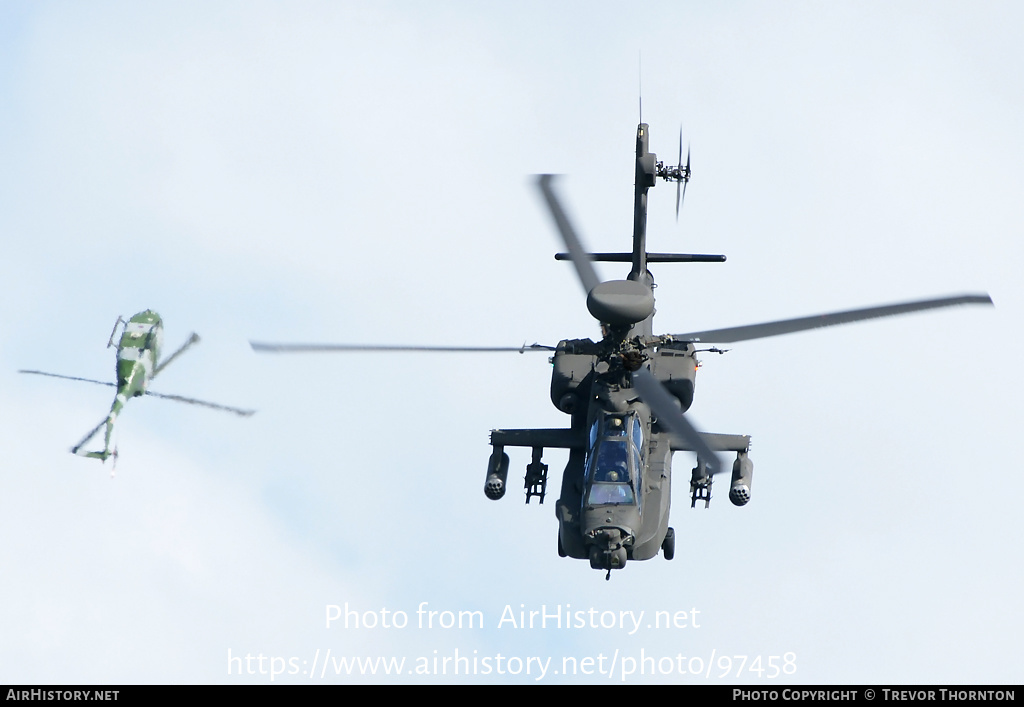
{"left": 676, "top": 136, "right": 691, "bottom": 220}
{"left": 656, "top": 126, "right": 691, "bottom": 222}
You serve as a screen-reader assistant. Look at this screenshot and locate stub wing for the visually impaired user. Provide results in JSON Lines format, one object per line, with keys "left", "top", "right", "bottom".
{"left": 489, "top": 428, "right": 584, "bottom": 450}
{"left": 667, "top": 432, "right": 751, "bottom": 453}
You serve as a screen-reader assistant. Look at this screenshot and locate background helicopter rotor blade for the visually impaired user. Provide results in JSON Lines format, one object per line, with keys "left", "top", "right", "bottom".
{"left": 143, "top": 390, "right": 255, "bottom": 417}
{"left": 154, "top": 333, "right": 200, "bottom": 377}
{"left": 71, "top": 417, "right": 108, "bottom": 454}
{"left": 22, "top": 367, "right": 253, "bottom": 416}
{"left": 19, "top": 370, "right": 115, "bottom": 387}
{"left": 668, "top": 294, "right": 993, "bottom": 344}
{"left": 250, "top": 342, "right": 554, "bottom": 353}
{"left": 536, "top": 174, "right": 601, "bottom": 294}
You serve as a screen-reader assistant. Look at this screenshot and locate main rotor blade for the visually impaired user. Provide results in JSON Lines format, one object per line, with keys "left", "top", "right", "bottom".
{"left": 71, "top": 417, "right": 109, "bottom": 454}
{"left": 536, "top": 174, "right": 601, "bottom": 294}
{"left": 154, "top": 333, "right": 200, "bottom": 377}
{"left": 631, "top": 368, "right": 724, "bottom": 475}
{"left": 668, "top": 294, "right": 993, "bottom": 344}
{"left": 250, "top": 342, "right": 555, "bottom": 353}
{"left": 19, "top": 370, "right": 115, "bottom": 387}
{"left": 144, "top": 390, "right": 255, "bottom": 416}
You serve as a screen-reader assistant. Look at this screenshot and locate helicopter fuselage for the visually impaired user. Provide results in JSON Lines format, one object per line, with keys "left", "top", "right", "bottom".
{"left": 24, "top": 308, "right": 252, "bottom": 464}
{"left": 78, "top": 310, "right": 166, "bottom": 460}
{"left": 549, "top": 334, "right": 698, "bottom": 568}
{"left": 485, "top": 124, "right": 753, "bottom": 576}
{"left": 556, "top": 402, "right": 674, "bottom": 567}
{"left": 116, "top": 310, "right": 163, "bottom": 398}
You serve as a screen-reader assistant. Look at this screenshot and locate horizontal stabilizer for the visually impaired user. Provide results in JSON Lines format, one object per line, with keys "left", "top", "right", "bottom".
{"left": 555, "top": 252, "right": 725, "bottom": 263}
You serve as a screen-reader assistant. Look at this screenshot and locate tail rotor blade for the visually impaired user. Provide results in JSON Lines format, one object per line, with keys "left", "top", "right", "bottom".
{"left": 678, "top": 127, "right": 683, "bottom": 169}
{"left": 675, "top": 131, "right": 681, "bottom": 220}
{"left": 676, "top": 144, "right": 690, "bottom": 220}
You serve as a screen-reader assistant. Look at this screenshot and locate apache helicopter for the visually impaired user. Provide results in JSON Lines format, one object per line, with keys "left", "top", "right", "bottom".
{"left": 21, "top": 310, "right": 255, "bottom": 465}
{"left": 250, "top": 124, "right": 992, "bottom": 578}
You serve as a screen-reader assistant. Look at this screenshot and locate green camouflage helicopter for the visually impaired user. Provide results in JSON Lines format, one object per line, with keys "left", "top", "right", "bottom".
{"left": 21, "top": 310, "right": 254, "bottom": 465}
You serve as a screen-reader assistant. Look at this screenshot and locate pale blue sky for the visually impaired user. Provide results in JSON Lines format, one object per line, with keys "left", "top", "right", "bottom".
{"left": 1, "top": 1, "right": 1020, "bottom": 684}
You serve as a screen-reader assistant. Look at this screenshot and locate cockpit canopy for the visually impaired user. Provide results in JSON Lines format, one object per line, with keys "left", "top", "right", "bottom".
{"left": 584, "top": 413, "right": 645, "bottom": 507}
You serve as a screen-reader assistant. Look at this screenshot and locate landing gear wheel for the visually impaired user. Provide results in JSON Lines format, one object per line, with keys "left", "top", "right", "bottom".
{"left": 662, "top": 527, "right": 675, "bottom": 560}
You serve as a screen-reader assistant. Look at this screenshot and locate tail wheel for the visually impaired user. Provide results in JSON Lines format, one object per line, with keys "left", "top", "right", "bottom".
{"left": 662, "top": 527, "right": 675, "bottom": 560}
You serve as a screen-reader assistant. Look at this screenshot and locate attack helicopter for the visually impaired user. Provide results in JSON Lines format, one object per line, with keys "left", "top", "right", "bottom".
{"left": 250, "top": 124, "right": 992, "bottom": 578}
{"left": 21, "top": 310, "right": 255, "bottom": 466}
